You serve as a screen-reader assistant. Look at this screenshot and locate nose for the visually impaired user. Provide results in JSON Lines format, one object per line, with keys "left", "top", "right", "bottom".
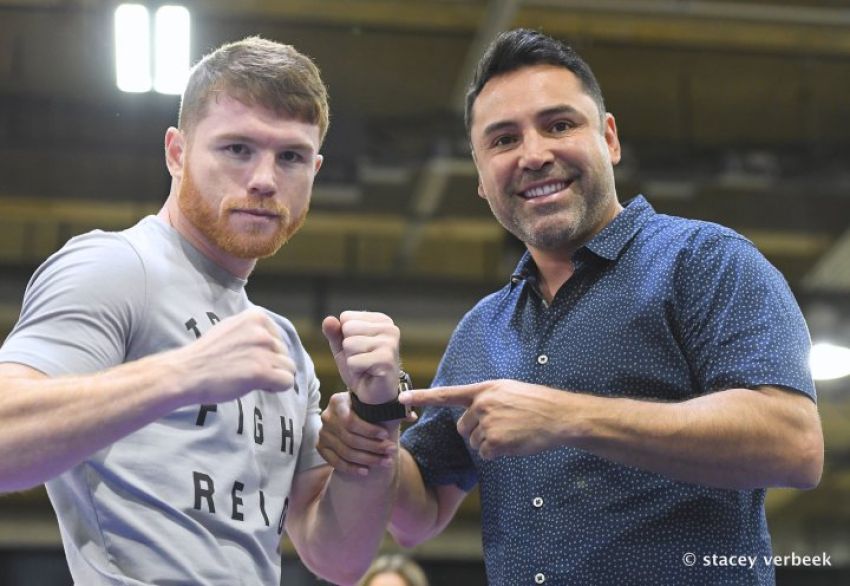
{"left": 247, "top": 152, "right": 277, "bottom": 197}
{"left": 518, "top": 132, "right": 554, "bottom": 171}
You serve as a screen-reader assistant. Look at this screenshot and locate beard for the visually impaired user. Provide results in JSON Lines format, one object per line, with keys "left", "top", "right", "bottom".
{"left": 177, "top": 165, "right": 308, "bottom": 260}
{"left": 492, "top": 162, "right": 616, "bottom": 252}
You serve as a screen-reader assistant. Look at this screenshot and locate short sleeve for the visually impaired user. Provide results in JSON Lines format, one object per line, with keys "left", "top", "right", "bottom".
{"left": 295, "top": 373, "right": 326, "bottom": 474}
{"left": 401, "top": 324, "right": 479, "bottom": 491}
{"left": 675, "top": 231, "right": 816, "bottom": 400}
{"left": 0, "top": 232, "right": 146, "bottom": 376}
{"left": 401, "top": 403, "right": 477, "bottom": 491}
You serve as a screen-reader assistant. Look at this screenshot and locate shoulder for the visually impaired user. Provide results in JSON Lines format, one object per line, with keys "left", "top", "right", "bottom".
{"left": 638, "top": 212, "right": 749, "bottom": 251}
{"left": 4, "top": 224, "right": 152, "bottom": 375}
{"left": 18, "top": 221, "right": 155, "bottom": 329}
{"left": 673, "top": 219, "right": 775, "bottom": 280}
{"left": 57, "top": 226, "right": 142, "bottom": 260}
{"left": 30, "top": 227, "right": 146, "bottom": 292}
{"left": 635, "top": 213, "right": 769, "bottom": 274}
{"left": 651, "top": 216, "right": 798, "bottom": 324}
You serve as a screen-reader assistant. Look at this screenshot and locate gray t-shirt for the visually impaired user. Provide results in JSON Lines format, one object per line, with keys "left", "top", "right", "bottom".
{"left": 0, "top": 216, "right": 326, "bottom": 585}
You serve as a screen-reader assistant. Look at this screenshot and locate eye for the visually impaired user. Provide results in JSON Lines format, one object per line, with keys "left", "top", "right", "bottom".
{"left": 279, "top": 150, "right": 304, "bottom": 163}
{"left": 492, "top": 135, "right": 517, "bottom": 148}
{"left": 224, "top": 144, "right": 250, "bottom": 156}
{"left": 550, "top": 120, "right": 572, "bottom": 133}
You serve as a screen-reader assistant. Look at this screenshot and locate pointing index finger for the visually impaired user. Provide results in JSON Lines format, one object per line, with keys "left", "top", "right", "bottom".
{"left": 398, "top": 383, "right": 485, "bottom": 408}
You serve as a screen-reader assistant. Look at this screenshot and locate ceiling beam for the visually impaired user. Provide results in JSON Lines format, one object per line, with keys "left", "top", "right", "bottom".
{"left": 6, "top": 0, "right": 849, "bottom": 56}
{"left": 400, "top": 0, "right": 521, "bottom": 271}
{"left": 196, "top": 0, "right": 850, "bottom": 57}
{"left": 450, "top": 0, "right": 522, "bottom": 111}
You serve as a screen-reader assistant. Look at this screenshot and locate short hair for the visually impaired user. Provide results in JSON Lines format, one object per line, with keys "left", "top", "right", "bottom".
{"left": 464, "top": 28, "right": 606, "bottom": 137}
{"left": 179, "top": 36, "right": 330, "bottom": 143}
{"left": 358, "top": 554, "right": 429, "bottom": 586}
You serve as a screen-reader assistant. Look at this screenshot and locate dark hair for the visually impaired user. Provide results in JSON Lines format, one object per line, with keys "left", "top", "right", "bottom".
{"left": 464, "top": 28, "right": 606, "bottom": 137}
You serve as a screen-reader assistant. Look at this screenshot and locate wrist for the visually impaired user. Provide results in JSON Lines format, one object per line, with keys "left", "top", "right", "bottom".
{"left": 350, "top": 390, "right": 408, "bottom": 423}
{"left": 156, "top": 346, "right": 198, "bottom": 407}
{"left": 560, "top": 390, "right": 601, "bottom": 450}
{"left": 349, "top": 371, "right": 412, "bottom": 423}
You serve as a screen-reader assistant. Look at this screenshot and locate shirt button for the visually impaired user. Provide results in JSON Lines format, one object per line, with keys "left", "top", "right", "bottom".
{"left": 535, "top": 573, "right": 546, "bottom": 584}
{"left": 537, "top": 354, "right": 548, "bottom": 365}
{"left": 532, "top": 496, "right": 544, "bottom": 508}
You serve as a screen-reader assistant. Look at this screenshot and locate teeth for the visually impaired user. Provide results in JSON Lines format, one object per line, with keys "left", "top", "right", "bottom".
{"left": 523, "top": 181, "right": 567, "bottom": 198}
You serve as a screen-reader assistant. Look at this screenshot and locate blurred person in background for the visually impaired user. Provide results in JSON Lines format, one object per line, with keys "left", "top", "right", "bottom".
{"left": 358, "top": 554, "right": 429, "bottom": 586}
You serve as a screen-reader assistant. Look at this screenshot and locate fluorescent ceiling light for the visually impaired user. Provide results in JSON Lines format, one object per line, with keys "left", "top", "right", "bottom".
{"left": 154, "top": 5, "right": 191, "bottom": 95}
{"left": 115, "top": 4, "right": 152, "bottom": 93}
{"left": 810, "top": 342, "right": 850, "bottom": 381}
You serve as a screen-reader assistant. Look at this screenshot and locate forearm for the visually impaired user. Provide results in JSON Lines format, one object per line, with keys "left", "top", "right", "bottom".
{"left": 567, "top": 386, "right": 823, "bottom": 489}
{"left": 0, "top": 353, "right": 189, "bottom": 492}
{"left": 1, "top": 308, "right": 294, "bottom": 493}
{"left": 388, "top": 449, "right": 444, "bottom": 547}
{"left": 294, "top": 425, "right": 401, "bottom": 585}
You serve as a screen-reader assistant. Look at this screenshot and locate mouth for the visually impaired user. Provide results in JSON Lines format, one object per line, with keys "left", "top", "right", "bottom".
{"left": 518, "top": 179, "right": 573, "bottom": 200}
{"left": 231, "top": 208, "right": 281, "bottom": 220}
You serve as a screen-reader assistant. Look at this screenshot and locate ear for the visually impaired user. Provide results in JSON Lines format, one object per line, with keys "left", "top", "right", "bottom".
{"left": 470, "top": 147, "right": 487, "bottom": 200}
{"left": 313, "top": 153, "right": 323, "bottom": 174}
{"left": 603, "top": 113, "right": 622, "bottom": 165}
{"left": 164, "top": 127, "right": 186, "bottom": 179}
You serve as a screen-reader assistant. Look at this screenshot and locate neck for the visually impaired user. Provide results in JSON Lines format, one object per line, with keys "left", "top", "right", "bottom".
{"left": 526, "top": 198, "right": 625, "bottom": 303}
{"left": 158, "top": 195, "right": 257, "bottom": 280}
{"left": 526, "top": 247, "right": 575, "bottom": 304}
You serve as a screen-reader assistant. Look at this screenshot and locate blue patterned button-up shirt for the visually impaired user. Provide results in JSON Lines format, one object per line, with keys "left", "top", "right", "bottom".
{"left": 401, "top": 195, "right": 815, "bottom": 585}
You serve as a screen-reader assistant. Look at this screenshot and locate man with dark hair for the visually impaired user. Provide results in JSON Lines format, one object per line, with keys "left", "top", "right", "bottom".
{"left": 0, "top": 37, "right": 400, "bottom": 585}
{"left": 317, "top": 29, "right": 823, "bottom": 585}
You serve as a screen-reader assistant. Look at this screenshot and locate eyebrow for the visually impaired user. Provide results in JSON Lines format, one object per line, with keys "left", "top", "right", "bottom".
{"left": 214, "top": 133, "right": 316, "bottom": 153}
{"left": 480, "top": 104, "right": 583, "bottom": 139}
{"left": 537, "top": 105, "right": 582, "bottom": 120}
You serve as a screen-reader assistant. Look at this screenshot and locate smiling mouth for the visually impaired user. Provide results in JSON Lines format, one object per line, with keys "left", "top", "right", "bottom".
{"left": 519, "top": 180, "right": 572, "bottom": 199}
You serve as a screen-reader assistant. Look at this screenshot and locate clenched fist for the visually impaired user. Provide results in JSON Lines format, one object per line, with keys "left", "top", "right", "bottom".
{"left": 174, "top": 308, "right": 296, "bottom": 405}
{"left": 322, "top": 311, "right": 400, "bottom": 404}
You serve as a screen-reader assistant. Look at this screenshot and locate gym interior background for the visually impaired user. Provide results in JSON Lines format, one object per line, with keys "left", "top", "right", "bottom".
{"left": 1, "top": 0, "right": 849, "bottom": 584}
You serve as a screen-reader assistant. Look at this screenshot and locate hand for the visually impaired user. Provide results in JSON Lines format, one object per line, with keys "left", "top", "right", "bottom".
{"left": 322, "top": 311, "right": 400, "bottom": 404}
{"left": 399, "top": 379, "right": 569, "bottom": 460}
{"left": 317, "top": 392, "right": 407, "bottom": 476}
{"left": 175, "top": 308, "right": 295, "bottom": 404}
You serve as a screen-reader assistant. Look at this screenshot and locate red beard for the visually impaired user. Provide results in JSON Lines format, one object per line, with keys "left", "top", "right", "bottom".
{"left": 177, "top": 164, "right": 307, "bottom": 259}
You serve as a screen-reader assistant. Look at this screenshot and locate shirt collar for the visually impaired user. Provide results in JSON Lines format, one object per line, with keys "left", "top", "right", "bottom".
{"left": 509, "top": 195, "right": 655, "bottom": 286}
{"left": 584, "top": 194, "right": 655, "bottom": 261}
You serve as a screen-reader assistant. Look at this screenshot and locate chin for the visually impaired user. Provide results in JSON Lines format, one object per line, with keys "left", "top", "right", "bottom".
{"left": 223, "top": 236, "right": 286, "bottom": 259}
